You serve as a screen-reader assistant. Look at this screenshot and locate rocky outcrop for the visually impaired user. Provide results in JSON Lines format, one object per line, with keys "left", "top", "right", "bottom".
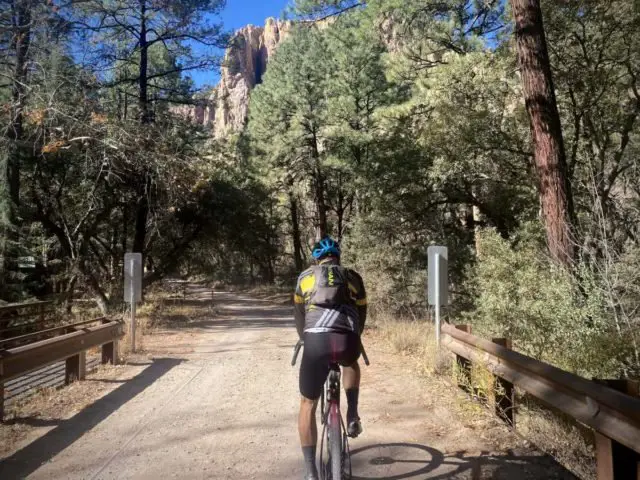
{"left": 178, "top": 18, "right": 292, "bottom": 138}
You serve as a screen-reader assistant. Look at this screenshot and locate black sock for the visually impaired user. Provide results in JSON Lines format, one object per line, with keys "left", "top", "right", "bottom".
{"left": 346, "top": 388, "right": 359, "bottom": 422}
{"left": 302, "top": 445, "right": 317, "bottom": 476}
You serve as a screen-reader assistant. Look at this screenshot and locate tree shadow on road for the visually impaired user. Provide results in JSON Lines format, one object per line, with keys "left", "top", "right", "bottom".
{"left": 0, "top": 358, "right": 183, "bottom": 479}
{"left": 349, "top": 443, "right": 577, "bottom": 479}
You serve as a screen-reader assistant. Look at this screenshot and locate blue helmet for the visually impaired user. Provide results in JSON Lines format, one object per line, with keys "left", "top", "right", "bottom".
{"left": 312, "top": 236, "right": 341, "bottom": 260}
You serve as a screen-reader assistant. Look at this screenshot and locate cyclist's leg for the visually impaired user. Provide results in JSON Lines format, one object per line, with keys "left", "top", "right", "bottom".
{"left": 299, "top": 333, "right": 331, "bottom": 479}
{"left": 340, "top": 333, "right": 363, "bottom": 437}
{"left": 343, "top": 361, "right": 360, "bottom": 418}
{"left": 299, "top": 396, "right": 319, "bottom": 479}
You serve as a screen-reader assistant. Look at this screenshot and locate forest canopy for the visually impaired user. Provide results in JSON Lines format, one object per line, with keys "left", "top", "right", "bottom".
{"left": 1, "top": 0, "right": 639, "bottom": 378}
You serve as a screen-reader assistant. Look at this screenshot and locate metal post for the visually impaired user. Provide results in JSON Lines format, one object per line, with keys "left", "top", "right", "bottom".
{"left": 435, "top": 253, "right": 441, "bottom": 347}
{"left": 131, "top": 289, "right": 136, "bottom": 353}
{"left": 130, "top": 271, "right": 136, "bottom": 353}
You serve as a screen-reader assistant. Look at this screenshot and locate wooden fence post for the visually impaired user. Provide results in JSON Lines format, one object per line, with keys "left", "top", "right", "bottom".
{"left": 592, "top": 379, "right": 640, "bottom": 480}
{"left": 65, "top": 351, "right": 86, "bottom": 384}
{"left": 454, "top": 325, "right": 473, "bottom": 393}
{"left": 492, "top": 338, "right": 515, "bottom": 427}
{"left": 102, "top": 340, "right": 119, "bottom": 365}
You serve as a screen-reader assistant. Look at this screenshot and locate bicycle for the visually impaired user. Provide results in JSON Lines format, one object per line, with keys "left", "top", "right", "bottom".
{"left": 292, "top": 339, "right": 370, "bottom": 480}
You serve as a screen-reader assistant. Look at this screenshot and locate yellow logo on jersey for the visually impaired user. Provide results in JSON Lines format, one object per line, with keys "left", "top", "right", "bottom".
{"left": 300, "top": 274, "right": 316, "bottom": 295}
{"left": 328, "top": 268, "right": 335, "bottom": 286}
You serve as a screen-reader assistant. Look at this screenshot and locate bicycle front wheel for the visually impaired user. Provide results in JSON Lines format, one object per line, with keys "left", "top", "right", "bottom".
{"left": 328, "top": 403, "right": 343, "bottom": 480}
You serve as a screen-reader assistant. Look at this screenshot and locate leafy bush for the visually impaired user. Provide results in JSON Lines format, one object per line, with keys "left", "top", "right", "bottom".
{"left": 466, "top": 226, "right": 623, "bottom": 378}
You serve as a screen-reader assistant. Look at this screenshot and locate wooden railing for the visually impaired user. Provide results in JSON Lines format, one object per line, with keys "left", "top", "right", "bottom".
{"left": 0, "top": 317, "right": 124, "bottom": 420}
{"left": 441, "top": 323, "right": 640, "bottom": 480}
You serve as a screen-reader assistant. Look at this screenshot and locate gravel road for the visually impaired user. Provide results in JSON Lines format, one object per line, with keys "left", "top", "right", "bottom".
{"left": 0, "top": 288, "right": 576, "bottom": 479}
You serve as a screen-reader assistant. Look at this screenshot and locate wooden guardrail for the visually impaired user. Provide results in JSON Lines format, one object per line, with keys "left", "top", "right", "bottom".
{"left": 0, "top": 318, "right": 124, "bottom": 420}
{"left": 441, "top": 323, "right": 640, "bottom": 480}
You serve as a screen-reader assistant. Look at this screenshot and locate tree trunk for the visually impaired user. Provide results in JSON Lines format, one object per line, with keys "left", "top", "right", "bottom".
{"left": 133, "top": 0, "right": 151, "bottom": 274}
{"left": 8, "top": 1, "right": 31, "bottom": 207}
{"left": 133, "top": 194, "right": 148, "bottom": 254}
{"left": 121, "top": 204, "right": 129, "bottom": 253}
{"left": 288, "top": 190, "right": 304, "bottom": 272}
{"left": 82, "top": 264, "right": 110, "bottom": 315}
{"left": 1, "top": 146, "right": 12, "bottom": 296}
{"left": 1, "top": 1, "right": 32, "bottom": 296}
{"left": 309, "top": 130, "right": 328, "bottom": 239}
{"left": 314, "top": 172, "right": 328, "bottom": 240}
{"left": 138, "top": 0, "right": 151, "bottom": 124}
{"left": 72, "top": 257, "right": 109, "bottom": 315}
{"left": 336, "top": 179, "right": 345, "bottom": 241}
{"left": 64, "top": 275, "right": 78, "bottom": 314}
{"left": 110, "top": 219, "right": 119, "bottom": 277}
{"left": 509, "top": 0, "right": 575, "bottom": 267}
{"left": 132, "top": 192, "right": 149, "bottom": 301}
{"left": 473, "top": 205, "right": 483, "bottom": 257}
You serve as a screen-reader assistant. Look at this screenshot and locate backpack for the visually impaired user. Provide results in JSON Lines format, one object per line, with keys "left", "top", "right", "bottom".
{"left": 308, "top": 264, "right": 355, "bottom": 308}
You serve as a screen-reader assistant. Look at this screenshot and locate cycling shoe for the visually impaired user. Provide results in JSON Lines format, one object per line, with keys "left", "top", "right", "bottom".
{"left": 347, "top": 418, "right": 363, "bottom": 438}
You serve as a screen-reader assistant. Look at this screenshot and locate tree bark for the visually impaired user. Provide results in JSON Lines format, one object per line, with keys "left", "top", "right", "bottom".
{"left": 311, "top": 135, "right": 328, "bottom": 239}
{"left": 1, "top": 1, "right": 32, "bottom": 297}
{"left": 133, "top": 194, "right": 149, "bottom": 254}
{"left": 133, "top": 0, "right": 152, "bottom": 275}
{"left": 509, "top": 0, "right": 575, "bottom": 267}
{"left": 121, "top": 204, "right": 129, "bottom": 253}
{"left": 138, "top": 0, "right": 151, "bottom": 124}
{"left": 64, "top": 275, "right": 78, "bottom": 314}
{"left": 314, "top": 171, "right": 328, "bottom": 240}
{"left": 288, "top": 190, "right": 304, "bottom": 272}
{"left": 8, "top": 0, "right": 31, "bottom": 207}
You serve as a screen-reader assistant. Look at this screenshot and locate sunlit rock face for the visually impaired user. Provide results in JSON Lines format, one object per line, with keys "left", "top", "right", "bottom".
{"left": 176, "top": 18, "right": 292, "bottom": 138}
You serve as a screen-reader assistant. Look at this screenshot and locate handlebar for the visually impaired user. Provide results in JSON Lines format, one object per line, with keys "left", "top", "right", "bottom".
{"left": 291, "top": 339, "right": 371, "bottom": 367}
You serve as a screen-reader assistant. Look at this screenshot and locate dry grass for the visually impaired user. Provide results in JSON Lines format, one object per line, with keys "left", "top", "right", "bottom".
{"left": 369, "top": 312, "right": 448, "bottom": 378}
{"left": 119, "top": 289, "right": 218, "bottom": 355}
{"left": 517, "top": 397, "right": 596, "bottom": 480}
{"left": 370, "top": 311, "right": 596, "bottom": 480}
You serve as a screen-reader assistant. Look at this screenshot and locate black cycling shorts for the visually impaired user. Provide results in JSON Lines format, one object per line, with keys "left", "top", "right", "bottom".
{"left": 299, "top": 331, "right": 361, "bottom": 400}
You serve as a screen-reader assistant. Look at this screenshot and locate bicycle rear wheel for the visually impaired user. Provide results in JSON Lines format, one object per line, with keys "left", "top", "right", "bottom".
{"left": 328, "top": 403, "right": 343, "bottom": 480}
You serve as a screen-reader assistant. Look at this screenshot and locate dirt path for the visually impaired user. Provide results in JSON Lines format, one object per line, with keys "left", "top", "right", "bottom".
{"left": 0, "top": 288, "right": 575, "bottom": 479}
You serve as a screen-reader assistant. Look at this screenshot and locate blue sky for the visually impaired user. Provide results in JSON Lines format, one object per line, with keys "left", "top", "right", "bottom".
{"left": 190, "top": 0, "right": 292, "bottom": 88}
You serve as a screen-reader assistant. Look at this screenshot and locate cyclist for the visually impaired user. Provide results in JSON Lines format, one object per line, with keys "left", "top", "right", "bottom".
{"left": 294, "top": 236, "right": 367, "bottom": 480}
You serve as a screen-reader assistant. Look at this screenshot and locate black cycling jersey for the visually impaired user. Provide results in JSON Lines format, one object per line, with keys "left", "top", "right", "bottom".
{"left": 293, "top": 258, "right": 367, "bottom": 337}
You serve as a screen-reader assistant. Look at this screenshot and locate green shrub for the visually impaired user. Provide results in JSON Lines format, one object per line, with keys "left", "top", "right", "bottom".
{"left": 466, "top": 226, "right": 622, "bottom": 378}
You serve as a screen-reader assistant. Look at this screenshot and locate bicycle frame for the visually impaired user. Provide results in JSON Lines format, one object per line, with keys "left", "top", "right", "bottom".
{"left": 319, "top": 365, "right": 351, "bottom": 480}
{"left": 291, "top": 339, "right": 369, "bottom": 480}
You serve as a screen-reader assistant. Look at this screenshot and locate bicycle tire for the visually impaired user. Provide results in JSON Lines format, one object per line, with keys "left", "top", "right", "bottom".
{"left": 328, "top": 404, "right": 343, "bottom": 480}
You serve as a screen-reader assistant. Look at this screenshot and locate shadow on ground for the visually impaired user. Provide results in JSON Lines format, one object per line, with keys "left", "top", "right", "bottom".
{"left": 0, "top": 358, "right": 183, "bottom": 479}
{"left": 349, "top": 443, "right": 577, "bottom": 480}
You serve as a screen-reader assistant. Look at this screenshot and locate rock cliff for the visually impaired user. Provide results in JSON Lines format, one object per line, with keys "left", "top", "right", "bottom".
{"left": 180, "top": 18, "right": 292, "bottom": 138}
